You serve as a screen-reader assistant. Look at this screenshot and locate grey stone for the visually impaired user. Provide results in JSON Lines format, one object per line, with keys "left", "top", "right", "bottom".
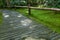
{"left": 0, "top": 10, "right": 60, "bottom": 40}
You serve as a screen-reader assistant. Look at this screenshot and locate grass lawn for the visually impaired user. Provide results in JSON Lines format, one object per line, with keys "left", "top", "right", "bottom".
{"left": 15, "top": 8, "right": 60, "bottom": 33}
{"left": 0, "top": 12, "right": 2, "bottom": 24}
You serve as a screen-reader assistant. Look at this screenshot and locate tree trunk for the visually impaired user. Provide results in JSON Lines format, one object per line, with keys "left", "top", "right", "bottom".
{"left": 28, "top": 4, "right": 31, "bottom": 15}
{"left": 6, "top": 0, "right": 10, "bottom": 7}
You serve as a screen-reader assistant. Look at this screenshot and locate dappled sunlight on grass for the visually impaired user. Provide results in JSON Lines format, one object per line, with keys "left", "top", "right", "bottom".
{"left": 31, "top": 9, "right": 60, "bottom": 32}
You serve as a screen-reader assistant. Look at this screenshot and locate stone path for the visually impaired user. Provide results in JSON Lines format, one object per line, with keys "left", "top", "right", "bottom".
{"left": 0, "top": 10, "right": 60, "bottom": 40}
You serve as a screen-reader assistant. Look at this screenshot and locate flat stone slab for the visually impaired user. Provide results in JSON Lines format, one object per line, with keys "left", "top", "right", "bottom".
{"left": 0, "top": 10, "right": 60, "bottom": 40}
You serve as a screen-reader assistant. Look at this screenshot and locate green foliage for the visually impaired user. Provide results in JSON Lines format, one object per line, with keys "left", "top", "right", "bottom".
{"left": 0, "top": 0, "right": 27, "bottom": 7}
{"left": 0, "top": 0, "right": 7, "bottom": 7}
{"left": 10, "top": 0, "right": 39, "bottom": 6}
{"left": 0, "top": 0, "right": 60, "bottom": 8}
{"left": 30, "top": 0, "right": 39, "bottom": 6}
{"left": 10, "top": 0, "right": 27, "bottom": 6}
{"left": 20, "top": 1, "right": 27, "bottom": 6}
{"left": 0, "top": 0, "right": 39, "bottom": 7}
{"left": 46, "top": 0, "right": 60, "bottom": 8}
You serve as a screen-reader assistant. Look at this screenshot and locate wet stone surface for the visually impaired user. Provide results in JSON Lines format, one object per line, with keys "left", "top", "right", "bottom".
{"left": 0, "top": 10, "right": 60, "bottom": 40}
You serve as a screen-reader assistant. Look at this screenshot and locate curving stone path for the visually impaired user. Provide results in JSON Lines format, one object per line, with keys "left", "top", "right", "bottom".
{"left": 0, "top": 10, "right": 60, "bottom": 40}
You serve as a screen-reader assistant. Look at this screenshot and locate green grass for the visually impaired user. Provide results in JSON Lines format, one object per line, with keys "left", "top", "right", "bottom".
{"left": 0, "top": 12, "right": 2, "bottom": 24}
{"left": 15, "top": 8, "right": 60, "bottom": 33}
